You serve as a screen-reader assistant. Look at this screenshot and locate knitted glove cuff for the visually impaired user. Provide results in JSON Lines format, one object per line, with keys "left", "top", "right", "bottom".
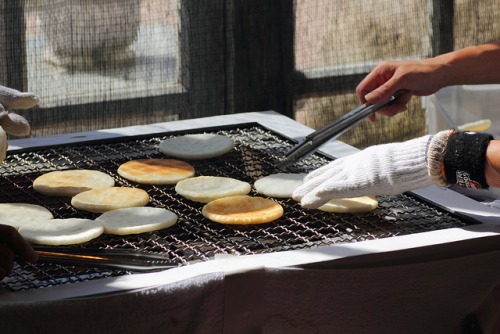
{"left": 427, "top": 130, "right": 493, "bottom": 189}
{"left": 427, "top": 130, "right": 453, "bottom": 188}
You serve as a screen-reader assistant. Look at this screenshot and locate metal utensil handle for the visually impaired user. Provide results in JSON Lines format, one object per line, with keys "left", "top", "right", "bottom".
{"left": 277, "top": 90, "right": 406, "bottom": 169}
{"left": 310, "top": 90, "right": 406, "bottom": 143}
{"left": 20, "top": 248, "right": 178, "bottom": 272}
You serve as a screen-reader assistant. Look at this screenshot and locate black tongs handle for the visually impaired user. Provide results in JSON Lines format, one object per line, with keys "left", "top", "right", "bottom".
{"left": 278, "top": 90, "right": 405, "bottom": 168}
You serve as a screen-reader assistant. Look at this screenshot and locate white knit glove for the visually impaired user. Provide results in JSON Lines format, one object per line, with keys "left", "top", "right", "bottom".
{"left": 292, "top": 135, "right": 434, "bottom": 209}
{"left": 0, "top": 85, "right": 39, "bottom": 136}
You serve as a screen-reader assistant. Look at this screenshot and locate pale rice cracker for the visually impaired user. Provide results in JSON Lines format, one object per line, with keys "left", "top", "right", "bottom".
{"left": 159, "top": 133, "right": 234, "bottom": 160}
{"left": 33, "top": 169, "right": 115, "bottom": 197}
{"left": 117, "top": 159, "right": 195, "bottom": 184}
{"left": 175, "top": 176, "right": 251, "bottom": 203}
{"left": 317, "top": 196, "right": 379, "bottom": 213}
{"left": 0, "top": 203, "right": 53, "bottom": 230}
{"left": 71, "top": 187, "right": 150, "bottom": 213}
{"left": 96, "top": 206, "right": 178, "bottom": 235}
{"left": 18, "top": 218, "right": 104, "bottom": 245}
{"left": 254, "top": 173, "right": 307, "bottom": 198}
{"left": 202, "top": 195, "right": 284, "bottom": 225}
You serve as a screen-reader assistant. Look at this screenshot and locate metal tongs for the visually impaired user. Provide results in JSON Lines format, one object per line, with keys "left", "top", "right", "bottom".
{"left": 277, "top": 90, "right": 405, "bottom": 169}
{"left": 29, "top": 246, "right": 177, "bottom": 272}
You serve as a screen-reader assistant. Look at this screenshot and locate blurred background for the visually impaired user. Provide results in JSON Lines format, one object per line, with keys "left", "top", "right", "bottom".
{"left": 1, "top": 0, "right": 498, "bottom": 148}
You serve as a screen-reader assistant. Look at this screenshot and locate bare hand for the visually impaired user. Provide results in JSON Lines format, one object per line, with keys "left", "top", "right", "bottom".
{"left": 0, "top": 225, "right": 37, "bottom": 279}
{"left": 485, "top": 140, "right": 500, "bottom": 188}
{"left": 356, "top": 60, "right": 445, "bottom": 121}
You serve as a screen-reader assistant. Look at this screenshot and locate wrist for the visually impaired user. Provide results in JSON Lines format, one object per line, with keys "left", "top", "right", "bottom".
{"left": 427, "top": 130, "right": 494, "bottom": 189}
{"left": 485, "top": 140, "right": 500, "bottom": 188}
{"left": 427, "top": 130, "right": 452, "bottom": 187}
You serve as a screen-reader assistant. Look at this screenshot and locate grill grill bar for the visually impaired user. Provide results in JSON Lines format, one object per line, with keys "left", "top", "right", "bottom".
{"left": 1, "top": 124, "right": 474, "bottom": 292}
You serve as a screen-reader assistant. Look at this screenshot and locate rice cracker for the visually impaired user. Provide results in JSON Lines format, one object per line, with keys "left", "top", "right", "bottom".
{"left": 175, "top": 176, "right": 251, "bottom": 203}
{"left": 118, "top": 159, "right": 195, "bottom": 184}
{"left": 19, "top": 218, "right": 104, "bottom": 245}
{"left": 318, "top": 196, "right": 379, "bottom": 213}
{"left": 71, "top": 186, "right": 149, "bottom": 213}
{"left": 254, "top": 173, "right": 307, "bottom": 198}
{"left": 0, "top": 203, "right": 53, "bottom": 229}
{"left": 33, "top": 169, "right": 115, "bottom": 196}
{"left": 96, "top": 206, "right": 178, "bottom": 235}
{"left": 159, "top": 133, "right": 234, "bottom": 160}
{"left": 202, "top": 195, "right": 283, "bottom": 225}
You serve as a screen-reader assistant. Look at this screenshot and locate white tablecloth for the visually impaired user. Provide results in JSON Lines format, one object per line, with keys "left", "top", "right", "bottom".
{"left": 4, "top": 237, "right": 500, "bottom": 334}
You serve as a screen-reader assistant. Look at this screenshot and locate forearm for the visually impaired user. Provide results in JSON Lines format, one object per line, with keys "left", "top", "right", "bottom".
{"left": 485, "top": 140, "right": 500, "bottom": 188}
{"left": 429, "top": 40, "right": 500, "bottom": 87}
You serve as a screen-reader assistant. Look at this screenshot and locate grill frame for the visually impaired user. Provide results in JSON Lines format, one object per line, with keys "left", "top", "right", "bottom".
{"left": 2, "top": 111, "right": 499, "bottom": 298}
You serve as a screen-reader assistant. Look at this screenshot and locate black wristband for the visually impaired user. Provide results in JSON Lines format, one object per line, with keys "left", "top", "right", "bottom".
{"left": 443, "top": 131, "right": 493, "bottom": 189}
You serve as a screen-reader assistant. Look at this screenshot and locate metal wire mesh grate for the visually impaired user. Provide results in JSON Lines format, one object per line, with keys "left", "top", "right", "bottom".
{"left": 0, "top": 124, "right": 475, "bottom": 292}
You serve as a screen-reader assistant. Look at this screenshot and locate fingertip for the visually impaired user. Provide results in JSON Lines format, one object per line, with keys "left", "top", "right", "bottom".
{"left": 364, "top": 91, "right": 379, "bottom": 103}
{"left": 391, "top": 103, "right": 408, "bottom": 115}
{"left": 377, "top": 103, "right": 407, "bottom": 118}
{"left": 292, "top": 187, "right": 306, "bottom": 202}
{"left": 356, "top": 88, "right": 369, "bottom": 105}
{"left": 301, "top": 202, "right": 321, "bottom": 210}
{"left": 365, "top": 85, "right": 402, "bottom": 104}
{"left": 26, "top": 247, "right": 38, "bottom": 264}
{"left": 26, "top": 94, "right": 40, "bottom": 108}
{"left": 299, "top": 195, "right": 324, "bottom": 210}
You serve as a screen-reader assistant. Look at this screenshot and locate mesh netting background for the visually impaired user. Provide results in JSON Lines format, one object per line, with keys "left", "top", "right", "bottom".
{"left": 0, "top": 0, "right": 498, "bottom": 148}
{"left": 294, "top": 0, "right": 500, "bottom": 148}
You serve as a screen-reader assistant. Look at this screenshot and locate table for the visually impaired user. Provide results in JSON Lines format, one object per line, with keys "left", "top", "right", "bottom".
{"left": 2, "top": 111, "right": 500, "bottom": 333}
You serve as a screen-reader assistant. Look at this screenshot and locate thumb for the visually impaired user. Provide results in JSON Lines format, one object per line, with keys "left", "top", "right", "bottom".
{"left": 364, "top": 79, "right": 401, "bottom": 104}
{"left": 0, "top": 112, "right": 30, "bottom": 136}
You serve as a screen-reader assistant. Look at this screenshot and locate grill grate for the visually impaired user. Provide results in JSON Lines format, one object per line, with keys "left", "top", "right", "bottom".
{"left": 0, "top": 124, "right": 475, "bottom": 292}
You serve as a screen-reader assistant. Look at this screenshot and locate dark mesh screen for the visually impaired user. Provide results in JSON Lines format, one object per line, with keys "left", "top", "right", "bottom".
{"left": 0, "top": 1, "right": 495, "bottom": 147}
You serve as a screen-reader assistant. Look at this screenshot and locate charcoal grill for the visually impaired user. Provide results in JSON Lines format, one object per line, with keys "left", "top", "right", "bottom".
{"left": 2, "top": 111, "right": 500, "bottom": 301}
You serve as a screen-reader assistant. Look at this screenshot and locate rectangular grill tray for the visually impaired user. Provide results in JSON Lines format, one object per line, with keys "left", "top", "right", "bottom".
{"left": 0, "top": 123, "right": 476, "bottom": 292}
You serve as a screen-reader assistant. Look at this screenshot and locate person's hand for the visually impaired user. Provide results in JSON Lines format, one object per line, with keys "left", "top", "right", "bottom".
{"left": 0, "top": 85, "right": 39, "bottom": 136}
{"left": 293, "top": 135, "right": 433, "bottom": 209}
{"left": 485, "top": 140, "right": 500, "bottom": 188}
{"left": 0, "top": 225, "right": 37, "bottom": 279}
{"left": 356, "top": 40, "right": 500, "bottom": 121}
{"left": 356, "top": 59, "right": 445, "bottom": 121}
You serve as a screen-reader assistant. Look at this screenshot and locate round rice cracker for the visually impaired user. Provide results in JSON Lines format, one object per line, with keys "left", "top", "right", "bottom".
{"left": 117, "top": 159, "right": 195, "bottom": 185}
{"left": 159, "top": 133, "right": 234, "bottom": 160}
{"left": 18, "top": 218, "right": 104, "bottom": 245}
{"left": 0, "top": 203, "right": 53, "bottom": 229}
{"left": 202, "top": 195, "right": 284, "bottom": 225}
{"left": 33, "top": 169, "right": 115, "bottom": 197}
{"left": 254, "top": 173, "right": 307, "bottom": 198}
{"left": 71, "top": 187, "right": 150, "bottom": 213}
{"left": 317, "top": 196, "right": 379, "bottom": 213}
{"left": 175, "top": 176, "right": 251, "bottom": 203}
{"left": 96, "top": 206, "right": 178, "bottom": 235}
